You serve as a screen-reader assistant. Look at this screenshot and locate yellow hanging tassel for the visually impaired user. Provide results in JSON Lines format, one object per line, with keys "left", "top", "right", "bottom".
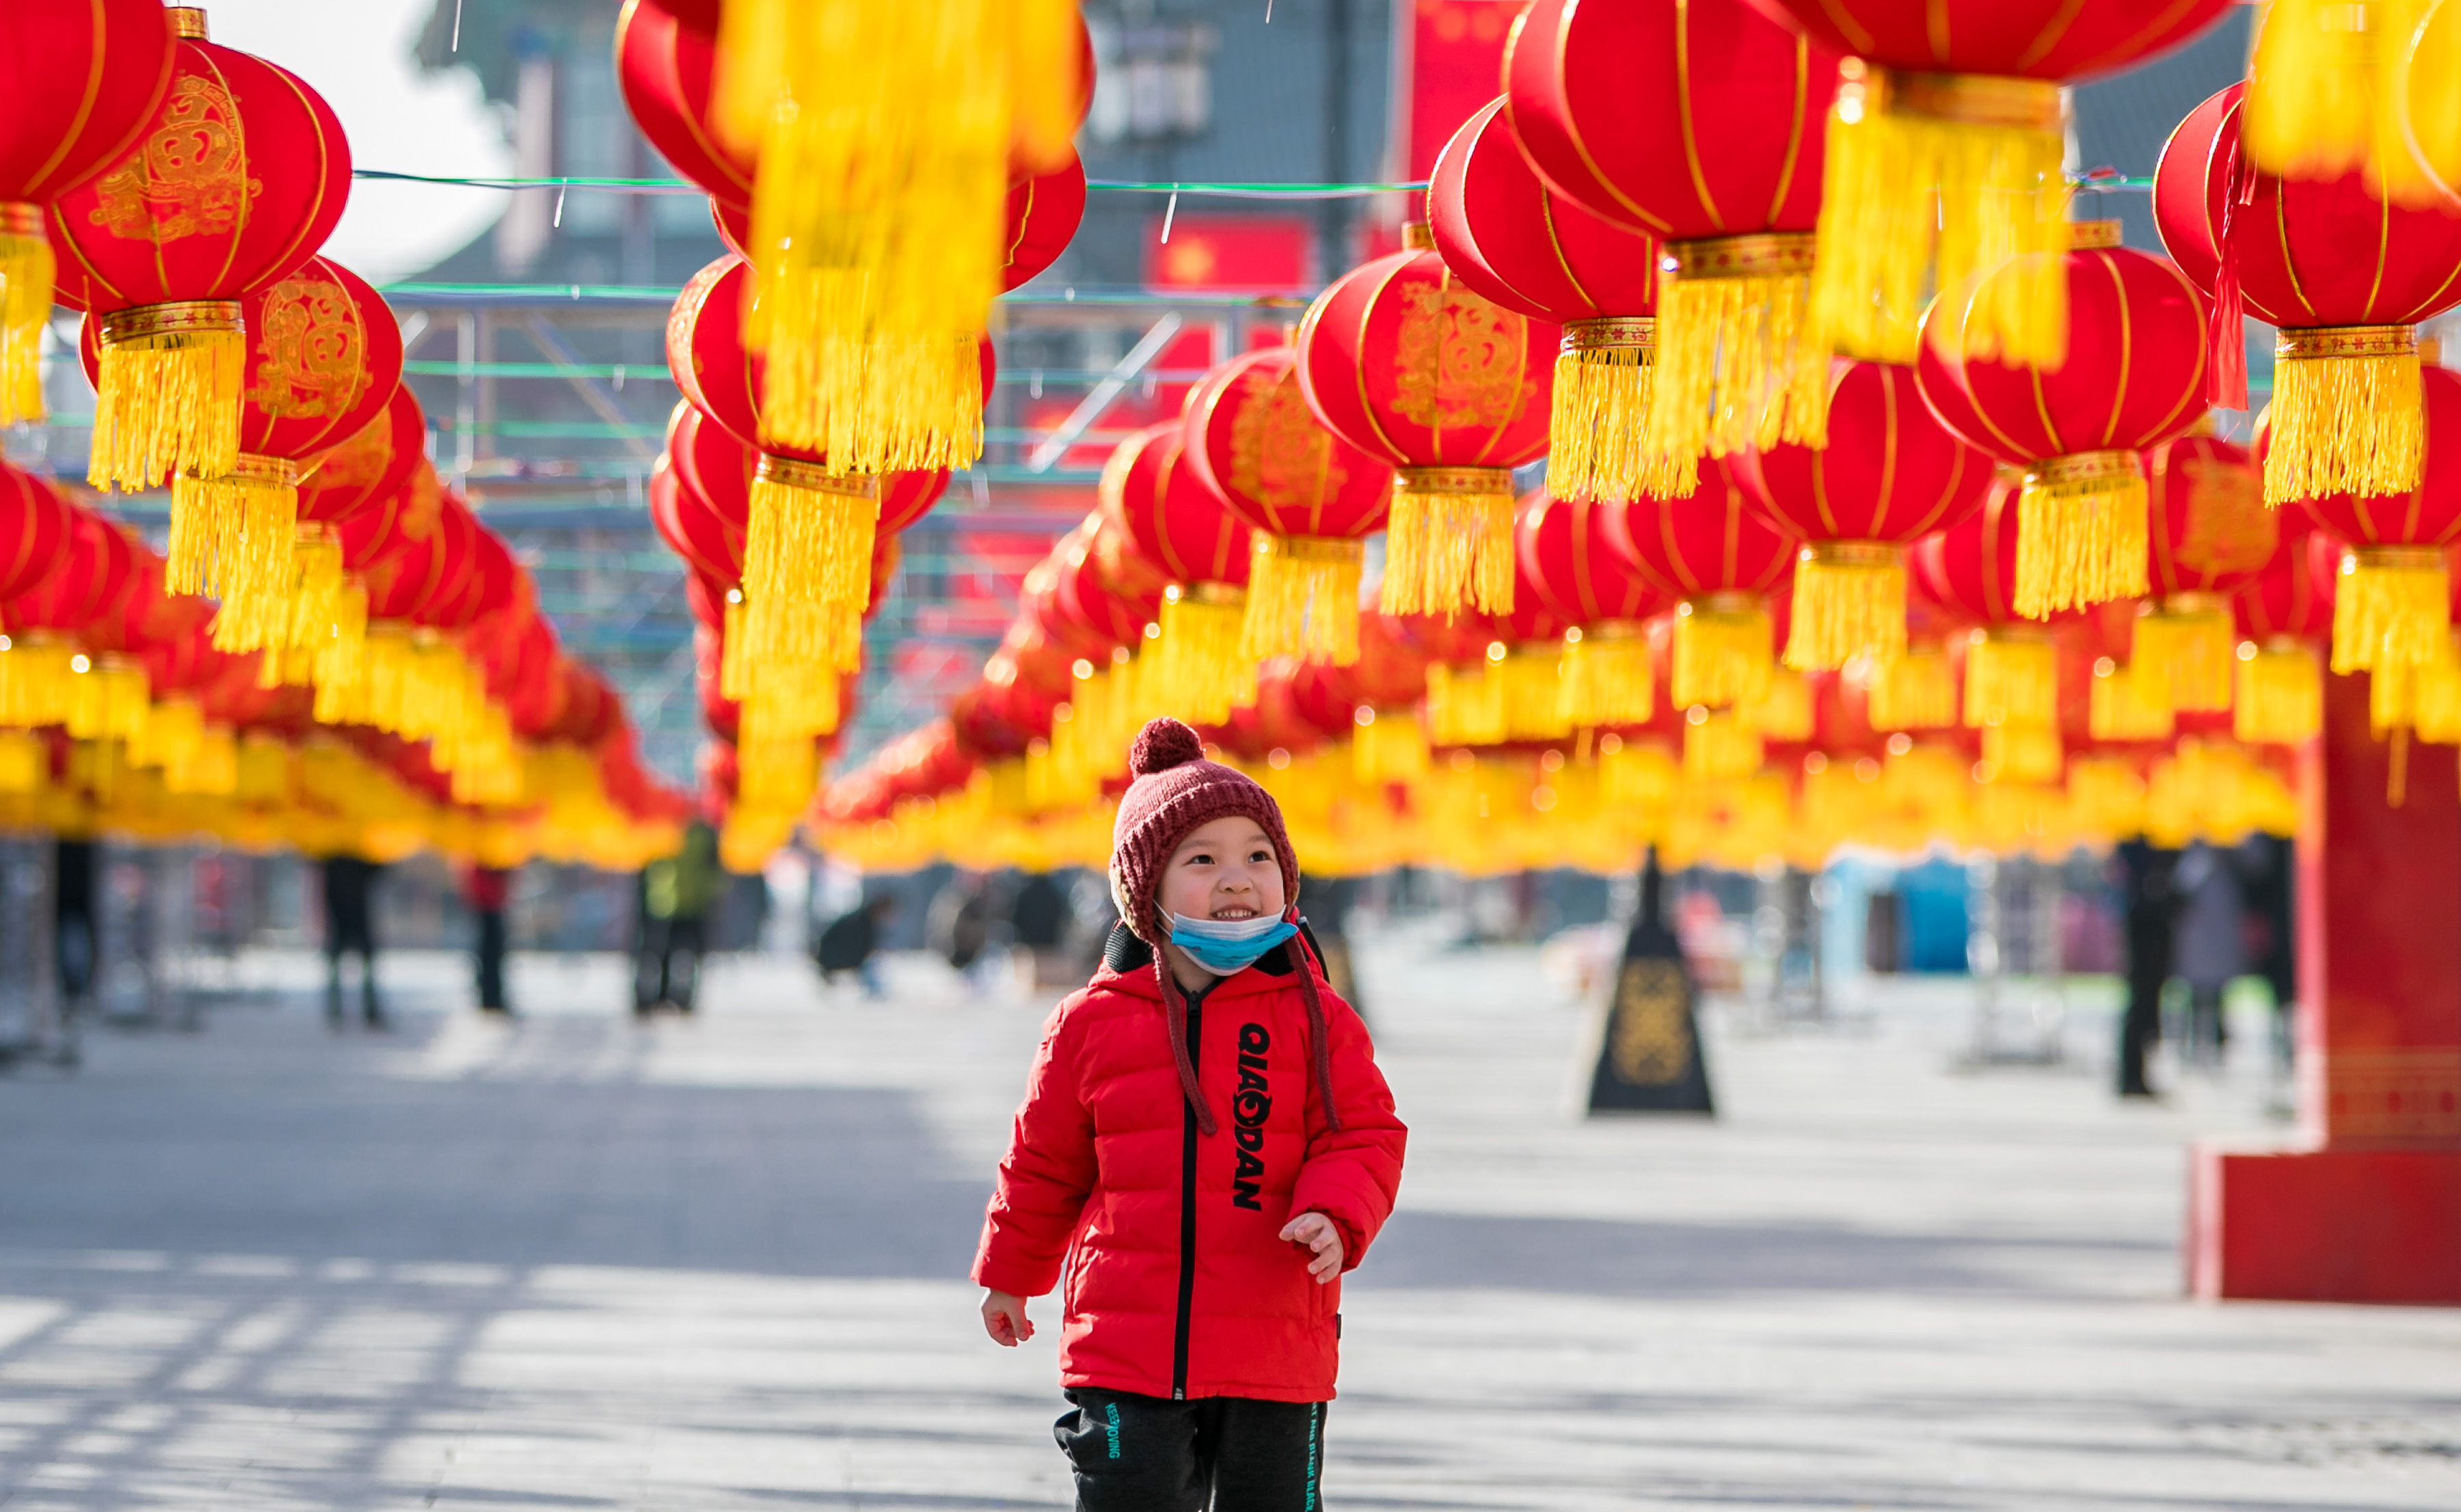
{"left": 1864, "top": 643, "right": 1958, "bottom": 729}
{"left": 1500, "top": 644, "right": 1570, "bottom": 744}
{"left": 312, "top": 576, "right": 371, "bottom": 701}
{"left": 1379, "top": 467, "right": 1516, "bottom": 618}
{"left": 2069, "top": 756, "right": 2149, "bottom": 838}
{"left": 1, "top": 636, "right": 77, "bottom": 730}
{"left": 1682, "top": 705, "right": 1763, "bottom": 781}
{"left": 1155, "top": 584, "right": 1255, "bottom": 725}
{"left": 88, "top": 301, "right": 246, "bottom": 493}
{"left": 2133, "top": 594, "right": 2238, "bottom": 714}
{"left": 2266, "top": 327, "right": 2423, "bottom": 505}
{"left": 740, "top": 457, "right": 878, "bottom": 677}
{"left": 2233, "top": 635, "right": 2324, "bottom": 744}
{"left": 1557, "top": 622, "right": 1654, "bottom": 728}
{"left": 178, "top": 455, "right": 300, "bottom": 632}
{"left": 1963, "top": 630, "right": 2057, "bottom": 729}
{"left": 1548, "top": 318, "right": 1690, "bottom": 503}
{"left": 2244, "top": 0, "right": 2446, "bottom": 198}
{"left": 2393, "top": 1, "right": 2461, "bottom": 204}
{"left": 1240, "top": 534, "right": 1363, "bottom": 664}
{"left": 1670, "top": 594, "right": 1771, "bottom": 710}
{"left": 2012, "top": 450, "right": 2149, "bottom": 619}
{"left": 2090, "top": 657, "right": 2177, "bottom": 742}
{"left": 2408, "top": 632, "right": 2461, "bottom": 742}
{"left": 1739, "top": 667, "right": 1814, "bottom": 741}
{"left": 738, "top": 658, "right": 842, "bottom": 744}
{"left": 1981, "top": 721, "right": 2065, "bottom": 783}
{"left": 0, "top": 205, "right": 51, "bottom": 426}
{"left": 2330, "top": 545, "right": 2449, "bottom": 673}
{"left": 66, "top": 656, "right": 148, "bottom": 743}
{"left": 1426, "top": 649, "right": 1508, "bottom": 746}
{"left": 1810, "top": 66, "right": 2069, "bottom": 368}
{"left": 1785, "top": 541, "right": 1905, "bottom": 671}
{"left": 0, "top": 729, "right": 42, "bottom": 794}
{"left": 134, "top": 697, "right": 203, "bottom": 775}
{"left": 1351, "top": 705, "right": 1431, "bottom": 785}
{"left": 1645, "top": 236, "right": 1828, "bottom": 467}
{"left": 713, "top": 0, "right": 1074, "bottom": 475}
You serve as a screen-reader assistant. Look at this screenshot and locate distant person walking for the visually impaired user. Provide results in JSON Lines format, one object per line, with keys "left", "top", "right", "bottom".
{"left": 637, "top": 822, "right": 721, "bottom": 1016}
{"left": 2173, "top": 843, "right": 2247, "bottom": 1069}
{"left": 2116, "top": 842, "right": 2180, "bottom": 1098}
{"left": 463, "top": 864, "right": 513, "bottom": 1015}
{"left": 321, "top": 854, "right": 385, "bottom": 1030}
{"left": 816, "top": 895, "right": 898, "bottom": 999}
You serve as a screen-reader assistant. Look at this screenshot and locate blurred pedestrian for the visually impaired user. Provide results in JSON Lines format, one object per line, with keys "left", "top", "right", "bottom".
{"left": 2116, "top": 842, "right": 2180, "bottom": 1098}
{"left": 976, "top": 718, "right": 1406, "bottom": 1512}
{"left": 636, "top": 821, "right": 721, "bottom": 1016}
{"left": 321, "top": 854, "right": 385, "bottom": 1030}
{"left": 463, "top": 864, "right": 513, "bottom": 1015}
{"left": 2174, "top": 842, "right": 2247, "bottom": 1069}
{"left": 817, "top": 895, "right": 898, "bottom": 999}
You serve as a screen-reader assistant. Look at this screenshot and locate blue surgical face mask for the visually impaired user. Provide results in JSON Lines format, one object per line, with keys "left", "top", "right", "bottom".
{"left": 1168, "top": 910, "right": 1299, "bottom": 977}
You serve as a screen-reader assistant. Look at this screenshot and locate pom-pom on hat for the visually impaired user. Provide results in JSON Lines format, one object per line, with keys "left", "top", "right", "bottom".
{"left": 1109, "top": 716, "right": 1300, "bottom": 942}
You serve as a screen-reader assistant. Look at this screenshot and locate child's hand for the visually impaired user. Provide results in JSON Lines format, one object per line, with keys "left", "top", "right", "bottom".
{"left": 981, "top": 1289, "right": 1034, "bottom": 1347}
{"left": 1280, "top": 1211, "right": 1344, "bottom": 1284}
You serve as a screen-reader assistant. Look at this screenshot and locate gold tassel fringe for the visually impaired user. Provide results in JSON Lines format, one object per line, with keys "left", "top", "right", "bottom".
{"left": 1785, "top": 542, "right": 1904, "bottom": 671}
{"left": 1963, "top": 631, "right": 2057, "bottom": 729}
{"left": 1864, "top": 643, "right": 1957, "bottom": 729}
{"left": 1548, "top": 319, "right": 1690, "bottom": 503}
{"left": 0, "top": 636, "right": 79, "bottom": 729}
{"left": 1557, "top": 623, "right": 1653, "bottom": 728}
{"left": 2265, "top": 332, "right": 2423, "bottom": 505}
{"left": 2408, "top": 633, "right": 2461, "bottom": 743}
{"left": 2330, "top": 546, "right": 2449, "bottom": 673}
{"left": 1980, "top": 722, "right": 2064, "bottom": 783}
{"left": 1155, "top": 585, "right": 1254, "bottom": 725}
{"left": 1379, "top": 468, "right": 1516, "bottom": 618}
{"left": 2012, "top": 450, "right": 2149, "bottom": 619}
{"left": 1, "top": 208, "right": 51, "bottom": 426}
{"left": 2133, "top": 595, "right": 2236, "bottom": 714}
{"left": 1739, "top": 667, "right": 1813, "bottom": 741}
{"left": 1810, "top": 67, "right": 2068, "bottom": 368}
{"left": 1645, "top": 241, "right": 1828, "bottom": 467}
{"left": 1501, "top": 645, "right": 1570, "bottom": 744}
{"left": 2235, "top": 636, "right": 2323, "bottom": 744}
{"left": 88, "top": 301, "right": 245, "bottom": 493}
{"left": 741, "top": 461, "right": 878, "bottom": 677}
{"left": 2090, "top": 658, "right": 2176, "bottom": 742}
{"left": 1240, "top": 534, "right": 1363, "bottom": 664}
{"left": 66, "top": 656, "right": 148, "bottom": 743}
{"left": 1426, "top": 651, "right": 1507, "bottom": 747}
{"left": 2242, "top": 0, "right": 2461, "bottom": 206}
{"left": 1351, "top": 705, "right": 1431, "bottom": 784}
{"left": 1683, "top": 706, "right": 1763, "bottom": 781}
{"left": 0, "top": 729, "right": 41, "bottom": 794}
{"left": 1671, "top": 595, "right": 1771, "bottom": 711}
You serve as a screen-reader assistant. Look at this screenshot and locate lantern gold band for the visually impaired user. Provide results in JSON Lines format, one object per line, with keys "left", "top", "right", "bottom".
{"left": 1803, "top": 539, "right": 1898, "bottom": 569}
{"left": 168, "top": 8, "right": 209, "bottom": 40}
{"left": 1565, "top": 619, "right": 1647, "bottom": 645}
{"left": 2350, "top": 545, "right": 2446, "bottom": 572}
{"left": 755, "top": 453, "right": 877, "bottom": 498}
{"left": 1683, "top": 590, "right": 1765, "bottom": 617}
{"left": 2028, "top": 448, "right": 2140, "bottom": 489}
{"left": 294, "top": 521, "right": 337, "bottom": 548}
{"left": 2276, "top": 325, "right": 2417, "bottom": 362}
{"left": 2157, "top": 591, "right": 2231, "bottom": 617}
{"left": 1254, "top": 533, "right": 1364, "bottom": 567}
{"left": 1395, "top": 465, "right": 1514, "bottom": 496}
{"left": 1851, "top": 63, "right": 2065, "bottom": 132}
{"left": 1663, "top": 232, "right": 1818, "bottom": 281}
{"left": 229, "top": 453, "right": 299, "bottom": 488}
{"left": 0, "top": 202, "right": 42, "bottom": 238}
{"left": 98, "top": 300, "right": 243, "bottom": 346}
{"left": 2067, "top": 220, "right": 2124, "bottom": 250}
{"left": 1164, "top": 580, "right": 1247, "bottom": 608}
{"left": 1561, "top": 316, "right": 1656, "bottom": 355}
{"left": 1401, "top": 222, "right": 1436, "bottom": 252}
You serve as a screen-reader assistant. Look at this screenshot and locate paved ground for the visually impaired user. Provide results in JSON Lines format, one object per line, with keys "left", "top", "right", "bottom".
{"left": 0, "top": 928, "right": 2456, "bottom": 1511}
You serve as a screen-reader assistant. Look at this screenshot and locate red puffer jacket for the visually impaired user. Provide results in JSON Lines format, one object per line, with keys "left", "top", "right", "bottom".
{"left": 973, "top": 928, "right": 1406, "bottom": 1403}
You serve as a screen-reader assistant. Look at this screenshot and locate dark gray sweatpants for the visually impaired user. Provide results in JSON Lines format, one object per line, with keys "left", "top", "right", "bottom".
{"left": 1056, "top": 1388, "right": 1327, "bottom": 1511}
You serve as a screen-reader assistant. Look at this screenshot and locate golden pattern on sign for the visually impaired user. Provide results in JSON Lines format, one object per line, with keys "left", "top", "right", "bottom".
{"left": 1393, "top": 280, "right": 1527, "bottom": 431}
{"left": 247, "top": 273, "right": 366, "bottom": 421}
{"left": 2175, "top": 455, "right": 2277, "bottom": 576}
{"left": 86, "top": 77, "right": 262, "bottom": 243}
{"left": 1609, "top": 958, "right": 1694, "bottom": 1085}
{"left": 1228, "top": 366, "right": 1344, "bottom": 515}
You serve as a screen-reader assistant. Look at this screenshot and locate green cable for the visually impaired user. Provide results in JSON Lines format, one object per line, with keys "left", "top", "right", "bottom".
{"left": 353, "top": 169, "right": 1428, "bottom": 197}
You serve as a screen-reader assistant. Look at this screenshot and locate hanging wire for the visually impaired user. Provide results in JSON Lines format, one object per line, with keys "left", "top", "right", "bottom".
{"left": 450, "top": 0, "right": 463, "bottom": 51}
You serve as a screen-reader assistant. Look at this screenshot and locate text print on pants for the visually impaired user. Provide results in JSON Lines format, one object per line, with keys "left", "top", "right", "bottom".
{"left": 1233, "top": 1023, "right": 1271, "bottom": 1210}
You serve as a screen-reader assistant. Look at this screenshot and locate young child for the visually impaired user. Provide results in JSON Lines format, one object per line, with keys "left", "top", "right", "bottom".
{"left": 974, "top": 717, "right": 1407, "bottom": 1511}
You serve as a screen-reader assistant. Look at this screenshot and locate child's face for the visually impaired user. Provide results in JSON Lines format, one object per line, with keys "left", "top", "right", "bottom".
{"left": 1157, "top": 817, "right": 1286, "bottom": 922}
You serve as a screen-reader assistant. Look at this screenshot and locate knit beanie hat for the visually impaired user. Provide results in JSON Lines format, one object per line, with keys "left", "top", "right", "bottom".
{"left": 1108, "top": 717, "right": 1300, "bottom": 943}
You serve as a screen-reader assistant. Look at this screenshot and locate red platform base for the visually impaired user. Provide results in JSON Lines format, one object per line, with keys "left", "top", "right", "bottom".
{"left": 2190, "top": 1144, "right": 2461, "bottom": 1303}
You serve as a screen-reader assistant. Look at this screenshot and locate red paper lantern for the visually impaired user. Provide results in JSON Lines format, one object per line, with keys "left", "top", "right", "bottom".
{"left": 1609, "top": 455, "right": 1797, "bottom": 714}
{"left": 615, "top": 0, "right": 751, "bottom": 208}
{"left": 2155, "top": 82, "right": 2461, "bottom": 509}
{"left": 0, "top": 463, "right": 75, "bottom": 604}
{"left": 4, "top": 503, "right": 136, "bottom": 639}
{"left": 1427, "top": 96, "right": 1665, "bottom": 504}
{"left": 1099, "top": 420, "right": 1257, "bottom": 723}
{"left": 1909, "top": 480, "right": 2072, "bottom": 777}
{"left": 1764, "top": 0, "right": 2233, "bottom": 368}
{"left": 1295, "top": 247, "right": 1555, "bottom": 617}
{"left": 1915, "top": 242, "right": 2207, "bottom": 619}
{"left": 1505, "top": 0, "right": 1842, "bottom": 470}
{"left": 2127, "top": 434, "right": 2275, "bottom": 716}
{"left": 0, "top": 0, "right": 174, "bottom": 424}
{"left": 49, "top": 11, "right": 351, "bottom": 497}
{"left": 1003, "top": 154, "right": 1086, "bottom": 293}
{"left": 299, "top": 384, "right": 425, "bottom": 529}
{"left": 1741, "top": 357, "right": 1992, "bottom": 670}
{"left": 1181, "top": 345, "right": 1394, "bottom": 664}
{"left": 656, "top": 404, "right": 746, "bottom": 584}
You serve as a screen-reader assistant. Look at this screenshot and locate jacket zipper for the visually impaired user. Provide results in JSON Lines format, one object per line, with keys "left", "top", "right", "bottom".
{"left": 1171, "top": 986, "right": 1202, "bottom": 1400}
